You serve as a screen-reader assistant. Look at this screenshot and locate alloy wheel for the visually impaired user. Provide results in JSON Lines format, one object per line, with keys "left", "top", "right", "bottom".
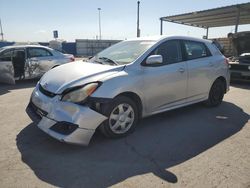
{"left": 109, "top": 103, "right": 135, "bottom": 134}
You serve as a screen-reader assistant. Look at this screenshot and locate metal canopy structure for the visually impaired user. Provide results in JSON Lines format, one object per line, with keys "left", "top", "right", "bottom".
{"left": 160, "top": 2, "right": 250, "bottom": 37}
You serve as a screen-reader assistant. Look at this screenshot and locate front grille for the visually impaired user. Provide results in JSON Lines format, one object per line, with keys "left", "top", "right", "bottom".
{"left": 39, "top": 84, "right": 56, "bottom": 98}
{"left": 30, "top": 101, "right": 48, "bottom": 117}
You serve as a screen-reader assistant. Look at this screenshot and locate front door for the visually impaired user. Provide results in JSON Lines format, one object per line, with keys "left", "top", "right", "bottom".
{"left": 142, "top": 40, "right": 188, "bottom": 114}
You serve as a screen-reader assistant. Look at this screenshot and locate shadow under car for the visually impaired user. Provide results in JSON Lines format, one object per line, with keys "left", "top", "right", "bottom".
{"left": 16, "top": 101, "right": 249, "bottom": 187}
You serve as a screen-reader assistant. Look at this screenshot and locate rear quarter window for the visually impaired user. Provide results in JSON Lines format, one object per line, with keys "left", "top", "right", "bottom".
{"left": 28, "top": 48, "right": 52, "bottom": 58}
{"left": 183, "top": 40, "right": 211, "bottom": 60}
{"left": 211, "top": 43, "right": 223, "bottom": 56}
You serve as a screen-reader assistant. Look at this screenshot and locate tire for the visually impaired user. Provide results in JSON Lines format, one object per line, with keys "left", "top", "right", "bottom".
{"left": 205, "top": 79, "right": 225, "bottom": 107}
{"left": 99, "top": 96, "right": 138, "bottom": 138}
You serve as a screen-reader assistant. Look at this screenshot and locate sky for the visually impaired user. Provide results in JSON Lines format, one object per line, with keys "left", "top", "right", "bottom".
{"left": 0, "top": 0, "right": 250, "bottom": 42}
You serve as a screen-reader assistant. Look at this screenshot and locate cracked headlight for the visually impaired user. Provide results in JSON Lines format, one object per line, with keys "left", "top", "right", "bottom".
{"left": 61, "top": 82, "right": 100, "bottom": 103}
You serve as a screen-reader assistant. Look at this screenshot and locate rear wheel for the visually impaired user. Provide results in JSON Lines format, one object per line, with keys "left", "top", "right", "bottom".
{"left": 99, "top": 96, "right": 138, "bottom": 138}
{"left": 205, "top": 79, "right": 225, "bottom": 107}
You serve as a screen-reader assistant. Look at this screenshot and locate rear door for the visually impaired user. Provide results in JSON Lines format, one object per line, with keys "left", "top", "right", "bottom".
{"left": 182, "top": 40, "right": 213, "bottom": 102}
{"left": 0, "top": 49, "right": 15, "bottom": 84}
{"left": 27, "top": 47, "right": 54, "bottom": 78}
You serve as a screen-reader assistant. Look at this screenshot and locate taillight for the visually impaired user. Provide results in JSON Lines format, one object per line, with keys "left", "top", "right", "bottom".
{"left": 70, "top": 57, "right": 75, "bottom": 62}
{"left": 225, "top": 58, "right": 229, "bottom": 65}
{"left": 225, "top": 58, "right": 231, "bottom": 68}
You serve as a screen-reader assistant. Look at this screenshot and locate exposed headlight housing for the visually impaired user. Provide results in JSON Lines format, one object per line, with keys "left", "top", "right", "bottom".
{"left": 61, "top": 82, "right": 100, "bottom": 103}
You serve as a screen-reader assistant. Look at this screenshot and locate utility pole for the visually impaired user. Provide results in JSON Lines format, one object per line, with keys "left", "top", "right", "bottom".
{"left": 137, "top": 1, "right": 140, "bottom": 37}
{"left": 98, "top": 8, "right": 102, "bottom": 40}
{"left": 0, "top": 18, "right": 4, "bottom": 41}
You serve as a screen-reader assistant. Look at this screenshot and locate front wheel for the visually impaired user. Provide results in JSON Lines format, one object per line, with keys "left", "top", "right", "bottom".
{"left": 205, "top": 79, "right": 225, "bottom": 107}
{"left": 99, "top": 96, "right": 138, "bottom": 138}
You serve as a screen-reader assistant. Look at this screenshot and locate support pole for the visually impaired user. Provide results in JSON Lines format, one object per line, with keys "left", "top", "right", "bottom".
{"left": 137, "top": 1, "right": 140, "bottom": 37}
{"left": 160, "top": 18, "right": 163, "bottom": 35}
{"left": 206, "top": 27, "right": 209, "bottom": 39}
{"left": 98, "top": 8, "right": 102, "bottom": 40}
{"left": 235, "top": 6, "right": 240, "bottom": 33}
{"left": 0, "top": 18, "right": 4, "bottom": 41}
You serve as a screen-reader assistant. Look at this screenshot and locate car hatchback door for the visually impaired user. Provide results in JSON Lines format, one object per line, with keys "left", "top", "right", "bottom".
{"left": 142, "top": 40, "right": 188, "bottom": 114}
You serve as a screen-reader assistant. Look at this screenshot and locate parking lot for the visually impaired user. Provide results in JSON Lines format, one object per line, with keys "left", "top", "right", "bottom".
{"left": 0, "top": 80, "right": 249, "bottom": 187}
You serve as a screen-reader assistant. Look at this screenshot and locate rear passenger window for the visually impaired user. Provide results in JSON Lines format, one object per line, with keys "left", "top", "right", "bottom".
{"left": 184, "top": 41, "right": 211, "bottom": 60}
{"left": 152, "top": 40, "right": 182, "bottom": 64}
{"left": 28, "top": 48, "right": 52, "bottom": 58}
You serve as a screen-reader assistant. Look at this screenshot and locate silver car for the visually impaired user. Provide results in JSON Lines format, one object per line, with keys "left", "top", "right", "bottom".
{"left": 26, "top": 36, "right": 230, "bottom": 146}
{"left": 0, "top": 45, "right": 75, "bottom": 84}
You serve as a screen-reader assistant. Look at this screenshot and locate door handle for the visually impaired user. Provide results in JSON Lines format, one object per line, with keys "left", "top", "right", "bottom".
{"left": 209, "top": 62, "right": 214, "bottom": 67}
{"left": 178, "top": 68, "right": 185, "bottom": 73}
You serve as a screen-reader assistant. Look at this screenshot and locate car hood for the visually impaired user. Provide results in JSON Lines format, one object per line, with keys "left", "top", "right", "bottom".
{"left": 239, "top": 53, "right": 250, "bottom": 64}
{"left": 232, "top": 33, "right": 250, "bottom": 55}
{"left": 39, "top": 61, "right": 124, "bottom": 94}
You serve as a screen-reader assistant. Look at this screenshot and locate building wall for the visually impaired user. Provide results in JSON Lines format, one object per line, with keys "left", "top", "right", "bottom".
{"left": 0, "top": 42, "right": 15, "bottom": 48}
{"left": 1, "top": 39, "right": 121, "bottom": 57}
{"left": 76, "top": 39, "right": 121, "bottom": 57}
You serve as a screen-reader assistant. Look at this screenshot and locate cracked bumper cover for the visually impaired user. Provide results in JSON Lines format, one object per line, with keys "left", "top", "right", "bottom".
{"left": 26, "top": 85, "right": 107, "bottom": 146}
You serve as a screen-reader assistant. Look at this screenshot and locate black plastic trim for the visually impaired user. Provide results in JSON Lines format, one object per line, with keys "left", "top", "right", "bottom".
{"left": 26, "top": 102, "right": 44, "bottom": 123}
{"left": 39, "top": 84, "right": 56, "bottom": 98}
{"left": 88, "top": 97, "right": 112, "bottom": 103}
{"left": 50, "top": 122, "right": 79, "bottom": 135}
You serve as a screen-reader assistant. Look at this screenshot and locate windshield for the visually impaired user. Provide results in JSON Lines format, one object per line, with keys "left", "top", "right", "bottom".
{"left": 90, "top": 40, "right": 156, "bottom": 65}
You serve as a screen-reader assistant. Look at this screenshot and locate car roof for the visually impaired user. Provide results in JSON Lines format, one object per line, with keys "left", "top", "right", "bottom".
{"left": 126, "top": 35, "right": 212, "bottom": 44}
{"left": 0, "top": 45, "right": 52, "bottom": 50}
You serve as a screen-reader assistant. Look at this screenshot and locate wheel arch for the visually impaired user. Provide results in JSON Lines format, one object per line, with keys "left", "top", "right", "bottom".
{"left": 115, "top": 92, "right": 143, "bottom": 119}
{"left": 214, "top": 76, "right": 227, "bottom": 93}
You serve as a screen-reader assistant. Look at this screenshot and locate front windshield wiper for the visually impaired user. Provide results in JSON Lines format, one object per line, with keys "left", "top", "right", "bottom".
{"left": 98, "top": 57, "right": 119, "bottom": 65}
{"left": 93, "top": 59, "right": 104, "bottom": 64}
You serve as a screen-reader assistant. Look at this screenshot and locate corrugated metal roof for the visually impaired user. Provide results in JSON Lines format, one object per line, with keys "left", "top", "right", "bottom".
{"left": 160, "top": 2, "right": 250, "bottom": 28}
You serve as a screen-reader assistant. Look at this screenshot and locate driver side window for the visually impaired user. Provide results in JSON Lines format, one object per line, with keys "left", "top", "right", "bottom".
{"left": 152, "top": 40, "right": 182, "bottom": 64}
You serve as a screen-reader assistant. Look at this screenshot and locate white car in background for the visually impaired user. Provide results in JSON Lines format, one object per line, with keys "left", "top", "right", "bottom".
{"left": 0, "top": 45, "right": 75, "bottom": 84}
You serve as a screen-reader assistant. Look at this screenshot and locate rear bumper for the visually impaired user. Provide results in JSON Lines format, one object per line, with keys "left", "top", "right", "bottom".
{"left": 230, "top": 70, "right": 250, "bottom": 80}
{"left": 26, "top": 85, "right": 107, "bottom": 146}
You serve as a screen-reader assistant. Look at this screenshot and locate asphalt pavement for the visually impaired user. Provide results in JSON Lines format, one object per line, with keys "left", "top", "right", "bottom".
{"left": 0, "top": 80, "right": 249, "bottom": 188}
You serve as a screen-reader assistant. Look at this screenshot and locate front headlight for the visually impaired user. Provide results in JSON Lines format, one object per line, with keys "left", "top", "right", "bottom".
{"left": 61, "top": 82, "right": 100, "bottom": 103}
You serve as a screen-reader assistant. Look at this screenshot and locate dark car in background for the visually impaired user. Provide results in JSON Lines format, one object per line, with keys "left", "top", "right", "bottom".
{"left": 228, "top": 32, "right": 250, "bottom": 81}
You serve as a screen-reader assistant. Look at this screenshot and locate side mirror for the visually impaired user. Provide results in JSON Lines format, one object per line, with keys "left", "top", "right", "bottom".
{"left": 145, "top": 55, "right": 163, "bottom": 65}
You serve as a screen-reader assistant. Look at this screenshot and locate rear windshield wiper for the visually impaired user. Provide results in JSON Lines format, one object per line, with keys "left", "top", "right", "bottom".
{"left": 98, "top": 57, "right": 119, "bottom": 65}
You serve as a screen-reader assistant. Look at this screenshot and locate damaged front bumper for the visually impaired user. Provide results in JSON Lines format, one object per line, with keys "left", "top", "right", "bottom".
{"left": 26, "top": 85, "right": 107, "bottom": 146}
